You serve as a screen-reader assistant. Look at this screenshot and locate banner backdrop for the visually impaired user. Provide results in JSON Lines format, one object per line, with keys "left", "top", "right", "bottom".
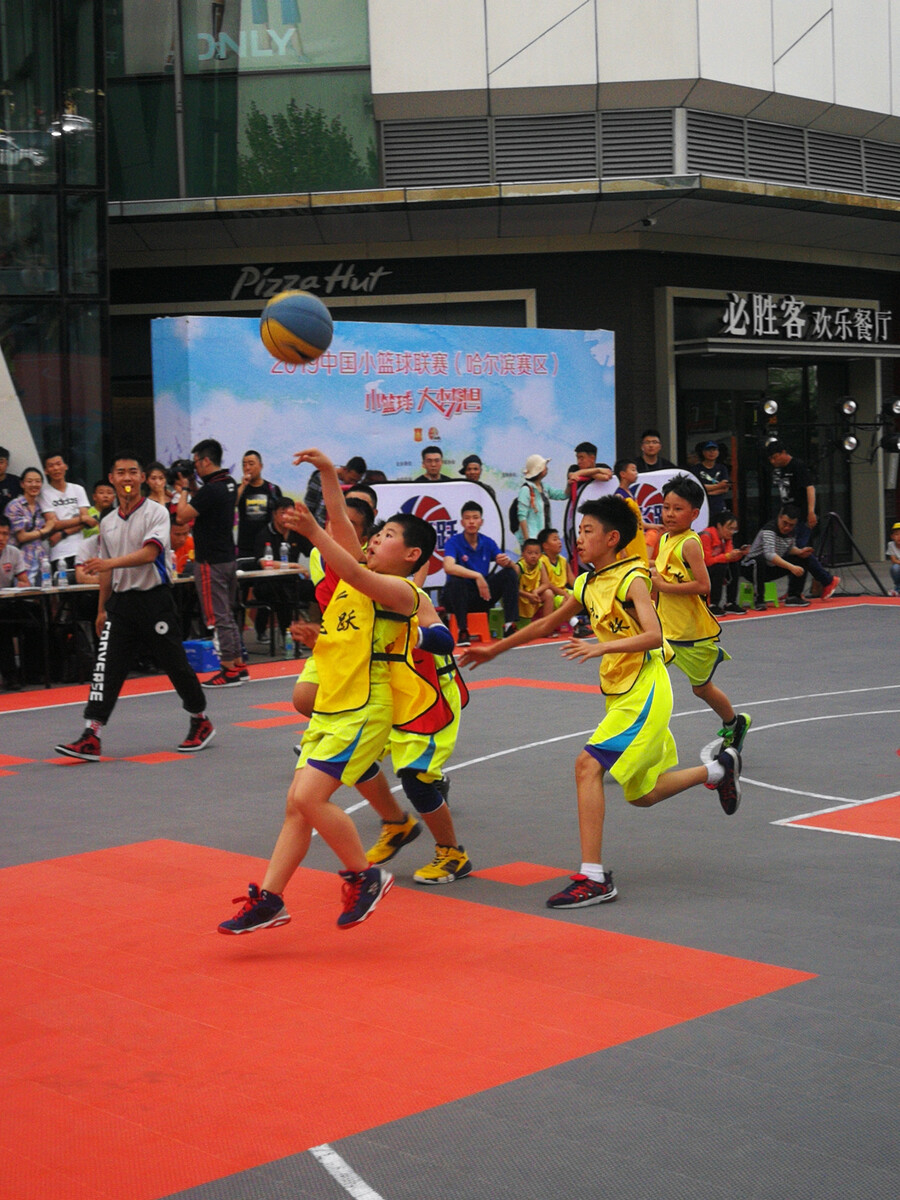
{"left": 565, "top": 471, "right": 710, "bottom": 563}
{"left": 151, "top": 316, "right": 615, "bottom": 553}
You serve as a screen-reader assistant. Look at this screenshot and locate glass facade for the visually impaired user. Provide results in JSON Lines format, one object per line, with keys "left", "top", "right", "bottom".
{"left": 105, "top": 0, "right": 376, "bottom": 200}
{"left": 0, "top": 0, "right": 109, "bottom": 488}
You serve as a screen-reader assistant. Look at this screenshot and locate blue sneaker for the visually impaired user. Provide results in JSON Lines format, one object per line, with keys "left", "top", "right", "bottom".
{"left": 218, "top": 883, "right": 290, "bottom": 934}
{"left": 337, "top": 866, "right": 394, "bottom": 929}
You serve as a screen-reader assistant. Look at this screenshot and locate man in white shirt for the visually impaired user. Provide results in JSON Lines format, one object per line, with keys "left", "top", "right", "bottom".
{"left": 55, "top": 453, "right": 215, "bottom": 761}
{"left": 39, "top": 451, "right": 96, "bottom": 574}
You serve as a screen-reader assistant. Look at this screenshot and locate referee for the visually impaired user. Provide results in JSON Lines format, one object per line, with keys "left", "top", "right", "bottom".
{"left": 55, "top": 453, "right": 215, "bottom": 761}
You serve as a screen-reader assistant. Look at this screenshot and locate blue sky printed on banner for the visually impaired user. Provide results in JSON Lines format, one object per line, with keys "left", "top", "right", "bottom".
{"left": 151, "top": 317, "right": 615, "bottom": 509}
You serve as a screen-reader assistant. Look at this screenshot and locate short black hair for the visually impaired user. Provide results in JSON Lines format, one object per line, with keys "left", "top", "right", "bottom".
{"left": 613, "top": 457, "right": 637, "bottom": 478}
{"left": 521, "top": 538, "right": 541, "bottom": 552}
{"left": 146, "top": 460, "right": 168, "bottom": 477}
{"left": 109, "top": 451, "right": 143, "bottom": 472}
{"left": 347, "top": 482, "right": 377, "bottom": 507}
{"left": 42, "top": 448, "right": 65, "bottom": 465}
{"left": 0, "top": 514, "right": 10, "bottom": 529}
{"left": 168, "top": 459, "right": 193, "bottom": 485}
{"left": 191, "top": 438, "right": 223, "bottom": 465}
{"left": 766, "top": 440, "right": 786, "bottom": 456}
{"left": 640, "top": 428, "right": 662, "bottom": 441}
{"left": 537, "top": 526, "right": 558, "bottom": 546}
{"left": 242, "top": 449, "right": 262, "bottom": 461}
{"left": 779, "top": 503, "right": 802, "bottom": 520}
{"left": 0, "top": 446, "right": 9, "bottom": 459}
{"left": 20, "top": 465, "right": 43, "bottom": 483}
{"left": 385, "top": 512, "right": 436, "bottom": 574}
{"left": 461, "top": 500, "right": 483, "bottom": 516}
{"left": 578, "top": 495, "right": 637, "bottom": 548}
{"left": 92, "top": 478, "right": 113, "bottom": 493}
{"left": 715, "top": 510, "right": 737, "bottom": 526}
{"left": 345, "top": 455, "right": 367, "bottom": 475}
{"left": 574, "top": 441, "right": 597, "bottom": 456}
{"left": 272, "top": 496, "right": 294, "bottom": 511}
{"left": 422, "top": 445, "right": 442, "bottom": 458}
{"left": 661, "top": 473, "right": 705, "bottom": 509}
{"left": 346, "top": 495, "right": 376, "bottom": 537}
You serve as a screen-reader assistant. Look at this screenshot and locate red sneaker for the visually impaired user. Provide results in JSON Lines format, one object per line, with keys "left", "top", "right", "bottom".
{"left": 177, "top": 716, "right": 215, "bottom": 752}
{"left": 55, "top": 730, "right": 101, "bottom": 761}
{"left": 821, "top": 576, "right": 841, "bottom": 601}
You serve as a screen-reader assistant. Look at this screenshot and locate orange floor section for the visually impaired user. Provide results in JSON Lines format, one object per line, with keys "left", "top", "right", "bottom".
{"left": 0, "top": 841, "right": 815, "bottom": 1200}
{"left": 790, "top": 795, "right": 900, "bottom": 839}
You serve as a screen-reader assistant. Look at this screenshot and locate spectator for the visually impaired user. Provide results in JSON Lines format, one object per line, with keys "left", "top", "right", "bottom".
{"left": 695, "top": 441, "right": 731, "bottom": 519}
{"left": 460, "top": 453, "right": 496, "bottom": 500}
{"left": 145, "top": 462, "right": 171, "bottom": 508}
{"left": 170, "top": 517, "right": 195, "bottom": 577}
{"left": 415, "top": 446, "right": 452, "bottom": 483}
{"left": 887, "top": 521, "right": 900, "bottom": 596}
{"left": 167, "top": 459, "right": 197, "bottom": 517}
{"left": 441, "top": 500, "right": 518, "bottom": 645}
{"left": 636, "top": 429, "right": 676, "bottom": 473}
{"left": 0, "top": 446, "right": 22, "bottom": 513}
{"left": 517, "top": 537, "right": 553, "bottom": 624}
{"left": 176, "top": 438, "right": 244, "bottom": 687}
{"left": 252, "top": 497, "right": 315, "bottom": 641}
{"left": 537, "top": 526, "right": 575, "bottom": 617}
{"left": 236, "top": 449, "right": 283, "bottom": 558}
{"left": 0, "top": 515, "right": 31, "bottom": 690}
{"left": 740, "top": 503, "right": 811, "bottom": 610}
{"left": 83, "top": 479, "right": 116, "bottom": 540}
{"left": 766, "top": 441, "right": 840, "bottom": 601}
{"left": 516, "top": 454, "right": 567, "bottom": 547}
{"left": 304, "top": 455, "right": 366, "bottom": 525}
{"left": 700, "top": 511, "right": 747, "bottom": 614}
{"left": 6, "top": 466, "right": 55, "bottom": 583}
{"left": 55, "top": 453, "right": 214, "bottom": 760}
{"left": 39, "top": 450, "right": 97, "bottom": 576}
{"left": 567, "top": 441, "right": 613, "bottom": 484}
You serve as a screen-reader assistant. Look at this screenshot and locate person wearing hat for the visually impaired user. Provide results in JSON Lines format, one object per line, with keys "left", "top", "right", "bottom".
{"left": 516, "top": 454, "right": 568, "bottom": 548}
{"left": 886, "top": 520, "right": 900, "bottom": 595}
{"left": 460, "top": 453, "right": 496, "bottom": 500}
{"left": 695, "top": 440, "right": 731, "bottom": 520}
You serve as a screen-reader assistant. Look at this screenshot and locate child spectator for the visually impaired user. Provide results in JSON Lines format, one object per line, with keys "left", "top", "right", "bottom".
{"left": 170, "top": 517, "right": 195, "bottom": 576}
{"left": 84, "top": 479, "right": 116, "bottom": 540}
{"left": 219, "top": 467, "right": 440, "bottom": 933}
{"left": 651, "top": 474, "right": 751, "bottom": 753}
{"left": 517, "top": 537, "right": 552, "bottom": 623}
{"left": 613, "top": 458, "right": 650, "bottom": 564}
{"left": 887, "top": 521, "right": 900, "bottom": 595}
{"left": 460, "top": 495, "right": 743, "bottom": 908}
{"left": 700, "top": 510, "right": 747, "bottom": 614}
{"left": 538, "top": 526, "right": 575, "bottom": 615}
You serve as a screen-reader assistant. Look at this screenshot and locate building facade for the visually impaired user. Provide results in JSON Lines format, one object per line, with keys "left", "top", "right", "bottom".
{"left": 5, "top": 1, "right": 900, "bottom": 554}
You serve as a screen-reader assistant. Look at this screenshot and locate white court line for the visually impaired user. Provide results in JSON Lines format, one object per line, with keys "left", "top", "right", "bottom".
{"left": 309, "top": 1144, "right": 386, "bottom": 1200}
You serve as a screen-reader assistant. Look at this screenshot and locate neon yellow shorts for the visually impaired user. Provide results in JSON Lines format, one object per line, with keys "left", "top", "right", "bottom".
{"left": 387, "top": 692, "right": 461, "bottom": 782}
{"left": 584, "top": 652, "right": 678, "bottom": 802}
{"left": 297, "top": 688, "right": 392, "bottom": 786}
{"left": 668, "top": 639, "right": 731, "bottom": 687}
{"left": 552, "top": 592, "right": 571, "bottom": 610}
{"left": 519, "top": 595, "right": 540, "bottom": 619}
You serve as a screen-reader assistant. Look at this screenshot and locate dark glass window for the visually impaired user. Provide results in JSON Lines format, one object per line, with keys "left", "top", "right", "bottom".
{"left": 0, "top": 195, "right": 60, "bottom": 295}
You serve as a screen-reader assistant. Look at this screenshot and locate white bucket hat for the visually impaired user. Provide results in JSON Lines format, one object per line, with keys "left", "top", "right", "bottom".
{"left": 523, "top": 454, "right": 549, "bottom": 479}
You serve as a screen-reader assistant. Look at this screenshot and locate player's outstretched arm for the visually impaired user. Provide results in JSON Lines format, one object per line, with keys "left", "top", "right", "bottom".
{"left": 293, "top": 448, "right": 361, "bottom": 558}
{"left": 459, "top": 593, "right": 583, "bottom": 669}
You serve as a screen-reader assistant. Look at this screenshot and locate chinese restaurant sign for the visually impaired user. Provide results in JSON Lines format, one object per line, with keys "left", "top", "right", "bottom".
{"left": 721, "top": 293, "right": 892, "bottom": 343}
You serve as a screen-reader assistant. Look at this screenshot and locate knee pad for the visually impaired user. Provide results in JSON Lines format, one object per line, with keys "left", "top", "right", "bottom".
{"left": 398, "top": 768, "right": 444, "bottom": 814}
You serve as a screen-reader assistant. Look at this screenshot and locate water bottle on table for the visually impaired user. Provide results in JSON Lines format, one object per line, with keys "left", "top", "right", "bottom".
{"left": 40, "top": 556, "right": 52, "bottom": 589}
{"left": 279, "top": 542, "right": 289, "bottom": 569}
{"left": 263, "top": 541, "right": 273, "bottom": 566}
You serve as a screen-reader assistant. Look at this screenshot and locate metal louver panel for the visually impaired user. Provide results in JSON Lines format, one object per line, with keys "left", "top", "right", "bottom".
{"left": 863, "top": 140, "right": 900, "bottom": 197}
{"left": 494, "top": 113, "right": 598, "bottom": 181}
{"left": 381, "top": 119, "right": 490, "bottom": 188}
{"left": 807, "top": 130, "right": 863, "bottom": 191}
{"left": 686, "top": 110, "right": 745, "bottom": 176}
{"left": 747, "top": 120, "right": 806, "bottom": 184}
{"left": 600, "top": 109, "right": 673, "bottom": 177}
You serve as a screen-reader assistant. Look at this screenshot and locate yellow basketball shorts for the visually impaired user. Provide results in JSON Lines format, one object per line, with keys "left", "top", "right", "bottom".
{"left": 584, "top": 652, "right": 678, "bottom": 802}
{"left": 297, "top": 687, "right": 393, "bottom": 786}
{"left": 387, "top": 690, "right": 462, "bottom": 783}
{"left": 668, "top": 638, "right": 731, "bottom": 687}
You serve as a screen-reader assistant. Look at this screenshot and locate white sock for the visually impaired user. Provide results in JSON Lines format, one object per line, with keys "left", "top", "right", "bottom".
{"left": 580, "top": 861, "right": 605, "bottom": 882}
{"left": 706, "top": 760, "right": 725, "bottom": 785}
{"left": 723, "top": 715, "right": 737, "bottom": 729}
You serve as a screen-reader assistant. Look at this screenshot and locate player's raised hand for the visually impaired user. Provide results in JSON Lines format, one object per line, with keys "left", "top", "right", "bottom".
{"left": 282, "top": 500, "right": 317, "bottom": 538}
{"left": 292, "top": 448, "right": 333, "bottom": 471}
{"left": 560, "top": 636, "right": 603, "bottom": 662}
{"left": 457, "top": 642, "right": 496, "bottom": 670}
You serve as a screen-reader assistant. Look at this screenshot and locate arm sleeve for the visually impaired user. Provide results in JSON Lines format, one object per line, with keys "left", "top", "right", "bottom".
{"left": 417, "top": 623, "right": 455, "bottom": 654}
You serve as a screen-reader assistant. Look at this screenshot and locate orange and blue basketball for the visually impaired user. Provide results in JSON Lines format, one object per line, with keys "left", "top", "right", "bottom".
{"left": 260, "top": 290, "right": 334, "bottom": 364}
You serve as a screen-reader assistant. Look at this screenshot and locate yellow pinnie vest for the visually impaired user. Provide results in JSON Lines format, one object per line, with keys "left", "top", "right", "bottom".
{"left": 540, "top": 552, "right": 570, "bottom": 591}
{"left": 312, "top": 577, "right": 436, "bottom": 725}
{"left": 574, "top": 558, "right": 670, "bottom": 694}
{"left": 653, "top": 529, "right": 721, "bottom": 643}
{"left": 517, "top": 559, "right": 542, "bottom": 592}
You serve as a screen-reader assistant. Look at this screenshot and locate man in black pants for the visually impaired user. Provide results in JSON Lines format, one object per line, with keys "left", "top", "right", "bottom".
{"left": 55, "top": 454, "right": 214, "bottom": 761}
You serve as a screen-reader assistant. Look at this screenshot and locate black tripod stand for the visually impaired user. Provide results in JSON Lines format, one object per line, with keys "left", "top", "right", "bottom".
{"left": 816, "top": 510, "right": 889, "bottom": 596}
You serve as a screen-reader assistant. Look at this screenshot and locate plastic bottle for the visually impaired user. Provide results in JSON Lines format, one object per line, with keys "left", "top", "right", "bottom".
{"left": 279, "top": 542, "right": 289, "bottom": 568}
{"left": 57, "top": 564, "right": 69, "bottom": 589}
{"left": 40, "top": 556, "right": 52, "bottom": 589}
{"left": 284, "top": 629, "right": 294, "bottom": 657}
{"left": 263, "top": 541, "right": 273, "bottom": 566}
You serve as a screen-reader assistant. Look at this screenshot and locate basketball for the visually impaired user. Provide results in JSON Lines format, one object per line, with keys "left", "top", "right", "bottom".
{"left": 260, "top": 290, "right": 334, "bottom": 364}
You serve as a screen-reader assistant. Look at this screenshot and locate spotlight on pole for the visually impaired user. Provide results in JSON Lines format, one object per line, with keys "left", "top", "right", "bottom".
{"left": 762, "top": 397, "right": 779, "bottom": 416}
{"left": 840, "top": 397, "right": 858, "bottom": 417}
{"left": 841, "top": 434, "right": 859, "bottom": 453}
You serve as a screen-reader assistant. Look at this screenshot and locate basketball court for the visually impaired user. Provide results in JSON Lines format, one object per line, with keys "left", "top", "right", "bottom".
{"left": 1, "top": 598, "right": 898, "bottom": 1200}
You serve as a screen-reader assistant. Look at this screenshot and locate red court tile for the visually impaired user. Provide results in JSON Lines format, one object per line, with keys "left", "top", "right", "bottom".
{"left": 0, "top": 754, "right": 35, "bottom": 766}
{"left": 234, "top": 714, "right": 308, "bottom": 728}
{"left": 1, "top": 841, "right": 815, "bottom": 1200}
{"left": 0, "top": 770, "right": 18, "bottom": 777}
{"left": 788, "top": 795, "right": 900, "bottom": 840}
{"left": 473, "top": 860, "right": 572, "bottom": 885}
{"left": 123, "top": 751, "right": 190, "bottom": 765}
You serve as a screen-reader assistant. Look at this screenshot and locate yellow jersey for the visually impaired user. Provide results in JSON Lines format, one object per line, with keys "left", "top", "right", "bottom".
{"left": 574, "top": 557, "right": 670, "bottom": 694}
{"left": 654, "top": 530, "right": 720, "bottom": 643}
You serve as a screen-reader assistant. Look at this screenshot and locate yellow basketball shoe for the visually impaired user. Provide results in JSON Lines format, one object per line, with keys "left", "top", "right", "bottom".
{"left": 365, "top": 814, "right": 421, "bottom": 865}
{"left": 413, "top": 845, "right": 473, "bottom": 885}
